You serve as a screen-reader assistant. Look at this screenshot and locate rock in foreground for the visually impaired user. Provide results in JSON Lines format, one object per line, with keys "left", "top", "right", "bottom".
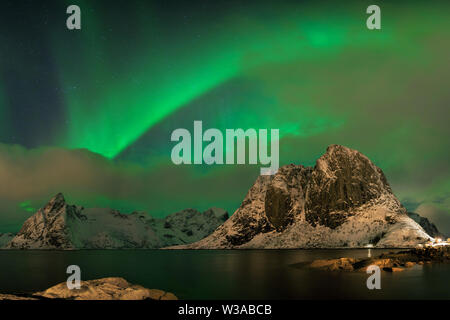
{"left": 0, "top": 277, "right": 177, "bottom": 300}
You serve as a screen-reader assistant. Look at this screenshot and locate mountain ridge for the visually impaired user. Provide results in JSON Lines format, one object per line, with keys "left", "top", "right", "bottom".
{"left": 2, "top": 145, "right": 439, "bottom": 250}
{"left": 5, "top": 194, "right": 228, "bottom": 249}
{"left": 175, "top": 145, "right": 433, "bottom": 249}
{"left": 407, "top": 212, "right": 443, "bottom": 238}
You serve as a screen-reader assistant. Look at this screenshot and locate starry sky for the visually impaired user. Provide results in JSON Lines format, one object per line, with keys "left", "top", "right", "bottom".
{"left": 0, "top": 0, "right": 449, "bottom": 235}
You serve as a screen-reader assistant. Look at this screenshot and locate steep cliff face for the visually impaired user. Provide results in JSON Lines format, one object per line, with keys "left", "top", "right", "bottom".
{"left": 6, "top": 194, "right": 228, "bottom": 249}
{"left": 305, "top": 145, "right": 391, "bottom": 229}
{"left": 179, "top": 145, "right": 432, "bottom": 249}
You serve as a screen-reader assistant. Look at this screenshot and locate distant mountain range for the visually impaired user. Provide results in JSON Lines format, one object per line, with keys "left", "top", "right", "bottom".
{"left": 1, "top": 145, "right": 443, "bottom": 250}
{"left": 176, "top": 145, "right": 439, "bottom": 249}
{"left": 3, "top": 193, "right": 228, "bottom": 249}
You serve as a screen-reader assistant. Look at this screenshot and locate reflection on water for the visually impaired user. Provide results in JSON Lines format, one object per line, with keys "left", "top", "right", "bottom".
{"left": 0, "top": 249, "right": 449, "bottom": 299}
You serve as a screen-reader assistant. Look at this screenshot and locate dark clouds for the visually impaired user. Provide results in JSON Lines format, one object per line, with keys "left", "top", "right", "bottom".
{"left": 0, "top": 143, "right": 259, "bottom": 232}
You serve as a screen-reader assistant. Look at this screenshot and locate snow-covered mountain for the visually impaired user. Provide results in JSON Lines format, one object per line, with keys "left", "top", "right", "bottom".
{"left": 5, "top": 194, "right": 228, "bottom": 249}
{"left": 407, "top": 212, "right": 443, "bottom": 238}
{"left": 177, "top": 145, "right": 433, "bottom": 249}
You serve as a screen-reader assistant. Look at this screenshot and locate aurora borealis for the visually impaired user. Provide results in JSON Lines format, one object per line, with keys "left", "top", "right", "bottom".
{"left": 0, "top": 0, "right": 449, "bottom": 234}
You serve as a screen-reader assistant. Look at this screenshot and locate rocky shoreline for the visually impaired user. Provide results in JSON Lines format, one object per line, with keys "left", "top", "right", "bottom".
{"left": 0, "top": 277, "right": 177, "bottom": 300}
{"left": 300, "top": 246, "right": 450, "bottom": 272}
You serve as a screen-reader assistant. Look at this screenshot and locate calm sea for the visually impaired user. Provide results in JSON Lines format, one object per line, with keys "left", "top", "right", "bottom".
{"left": 0, "top": 249, "right": 449, "bottom": 299}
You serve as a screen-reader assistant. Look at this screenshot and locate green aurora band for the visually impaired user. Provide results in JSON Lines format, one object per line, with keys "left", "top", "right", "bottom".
{"left": 54, "top": 1, "right": 399, "bottom": 159}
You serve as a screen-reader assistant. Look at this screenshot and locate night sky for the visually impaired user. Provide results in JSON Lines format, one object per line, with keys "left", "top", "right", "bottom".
{"left": 0, "top": 0, "right": 449, "bottom": 235}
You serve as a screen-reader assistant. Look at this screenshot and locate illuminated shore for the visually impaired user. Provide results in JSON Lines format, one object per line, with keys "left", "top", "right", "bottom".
{"left": 298, "top": 245, "right": 450, "bottom": 272}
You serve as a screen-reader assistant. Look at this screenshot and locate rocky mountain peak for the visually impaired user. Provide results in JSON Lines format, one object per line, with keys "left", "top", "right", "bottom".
{"left": 306, "top": 145, "right": 393, "bottom": 228}
{"left": 263, "top": 145, "right": 395, "bottom": 231}
{"left": 180, "top": 145, "right": 431, "bottom": 249}
{"left": 43, "top": 193, "right": 67, "bottom": 213}
{"left": 8, "top": 192, "right": 74, "bottom": 249}
{"left": 314, "top": 145, "right": 388, "bottom": 189}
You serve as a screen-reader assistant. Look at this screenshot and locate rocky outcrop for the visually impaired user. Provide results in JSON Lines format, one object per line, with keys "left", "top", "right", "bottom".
{"left": 0, "top": 277, "right": 177, "bottom": 300}
{"left": 407, "top": 212, "right": 443, "bottom": 238}
{"left": 309, "top": 258, "right": 357, "bottom": 271}
{"left": 177, "top": 145, "right": 432, "bottom": 249}
{"left": 305, "top": 246, "right": 450, "bottom": 272}
{"left": 6, "top": 194, "right": 228, "bottom": 249}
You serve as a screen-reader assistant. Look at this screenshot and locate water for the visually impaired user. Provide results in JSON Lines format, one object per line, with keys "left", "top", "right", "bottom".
{"left": 0, "top": 249, "right": 449, "bottom": 299}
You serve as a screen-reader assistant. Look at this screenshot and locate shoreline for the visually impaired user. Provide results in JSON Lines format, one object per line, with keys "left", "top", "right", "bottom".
{"left": 296, "top": 246, "right": 450, "bottom": 272}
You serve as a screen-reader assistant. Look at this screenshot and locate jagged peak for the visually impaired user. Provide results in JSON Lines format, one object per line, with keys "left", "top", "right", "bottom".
{"left": 315, "top": 145, "right": 377, "bottom": 175}
{"left": 270, "top": 145, "right": 377, "bottom": 183}
{"left": 319, "top": 144, "right": 367, "bottom": 162}
{"left": 53, "top": 192, "right": 65, "bottom": 201}
{"left": 324, "top": 144, "right": 356, "bottom": 154}
{"left": 181, "top": 145, "right": 431, "bottom": 249}
{"left": 43, "top": 192, "right": 67, "bottom": 212}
